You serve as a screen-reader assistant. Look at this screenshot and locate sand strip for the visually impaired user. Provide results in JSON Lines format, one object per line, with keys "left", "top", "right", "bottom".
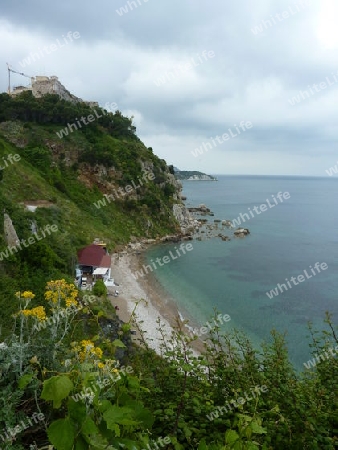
{"left": 108, "top": 250, "right": 183, "bottom": 355}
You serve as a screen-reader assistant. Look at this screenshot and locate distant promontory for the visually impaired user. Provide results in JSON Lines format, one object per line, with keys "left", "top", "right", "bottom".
{"left": 174, "top": 168, "right": 217, "bottom": 181}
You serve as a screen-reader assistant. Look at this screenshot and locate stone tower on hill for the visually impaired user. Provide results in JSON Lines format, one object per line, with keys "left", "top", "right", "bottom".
{"left": 10, "top": 76, "right": 98, "bottom": 107}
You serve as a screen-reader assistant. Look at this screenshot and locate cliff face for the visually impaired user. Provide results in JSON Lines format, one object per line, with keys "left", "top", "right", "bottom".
{"left": 173, "top": 204, "right": 199, "bottom": 235}
{"left": 0, "top": 94, "right": 182, "bottom": 245}
{"left": 186, "top": 174, "right": 216, "bottom": 181}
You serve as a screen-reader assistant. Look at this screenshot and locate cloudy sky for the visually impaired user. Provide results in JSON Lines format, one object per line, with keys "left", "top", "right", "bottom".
{"left": 1, "top": 0, "right": 337, "bottom": 176}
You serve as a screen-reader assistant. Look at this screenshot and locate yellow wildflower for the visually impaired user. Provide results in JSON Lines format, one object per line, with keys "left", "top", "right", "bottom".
{"left": 22, "top": 291, "right": 35, "bottom": 299}
{"left": 45, "top": 280, "right": 78, "bottom": 307}
{"left": 72, "top": 340, "right": 103, "bottom": 362}
{"left": 21, "top": 306, "right": 46, "bottom": 322}
{"left": 16, "top": 291, "right": 35, "bottom": 300}
{"left": 31, "top": 306, "right": 46, "bottom": 321}
{"left": 65, "top": 298, "right": 78, "bottom": 308}
{"left": 94, "top": 347, "right": 103, "bottom": 359}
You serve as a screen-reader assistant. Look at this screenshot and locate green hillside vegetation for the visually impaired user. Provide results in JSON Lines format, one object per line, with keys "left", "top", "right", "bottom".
{"left": 0, "top": 92, "right": 179, "bottom": 337}
{"left": 0, "top": 94, "right": 337, "bottom": 449}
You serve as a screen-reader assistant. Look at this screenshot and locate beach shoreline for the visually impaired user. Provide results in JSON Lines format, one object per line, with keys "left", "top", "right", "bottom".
{"left": 108, "top": 244, "right": 205, "bottom": 355}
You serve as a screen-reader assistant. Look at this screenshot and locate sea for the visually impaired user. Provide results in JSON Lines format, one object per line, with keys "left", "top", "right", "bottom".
{"left": 145, "top": 175, "right": 338, "bottom": 369}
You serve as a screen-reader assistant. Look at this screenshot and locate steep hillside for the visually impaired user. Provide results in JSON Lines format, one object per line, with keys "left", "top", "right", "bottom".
{"left": 0, "top": 92, "right": 181, "bottom": 332}
{"left": 0, "top": 92, "right": 181, "bottom": 243}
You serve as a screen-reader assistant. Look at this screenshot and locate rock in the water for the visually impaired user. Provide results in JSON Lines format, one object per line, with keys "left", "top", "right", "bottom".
{"left": 234, "top": 228, "right": 250, "bottom": 237}
{"left": 222, "top": 220, "right": 233, "bottom": 228}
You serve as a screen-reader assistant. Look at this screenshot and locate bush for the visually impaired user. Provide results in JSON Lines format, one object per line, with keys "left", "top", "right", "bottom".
{"left": 92, "top": 279, "right": 107, "bottom": 297}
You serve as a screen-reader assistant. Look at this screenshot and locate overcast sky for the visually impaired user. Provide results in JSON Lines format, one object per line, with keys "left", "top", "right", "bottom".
{"left": 1, "top": 0, "right": 338, "bottom": 176}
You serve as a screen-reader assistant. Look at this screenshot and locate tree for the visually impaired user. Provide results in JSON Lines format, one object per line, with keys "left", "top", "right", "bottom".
{"left": 92, "top": 279, "right": 107, "bottom": 297}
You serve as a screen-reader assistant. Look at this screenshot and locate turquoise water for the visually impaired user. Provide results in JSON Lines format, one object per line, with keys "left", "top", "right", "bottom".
{"left": 146, "top": 176, "right": 338, "bottom": 368}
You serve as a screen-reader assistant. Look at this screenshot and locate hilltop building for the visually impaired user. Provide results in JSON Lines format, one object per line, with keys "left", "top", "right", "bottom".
{"left": 10, "top": 75, "right": 98, "bottom": 107}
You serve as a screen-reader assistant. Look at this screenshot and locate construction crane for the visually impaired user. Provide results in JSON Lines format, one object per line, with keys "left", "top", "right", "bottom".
{"left": 6, "top": 63, "right": 32, "bottom": 95}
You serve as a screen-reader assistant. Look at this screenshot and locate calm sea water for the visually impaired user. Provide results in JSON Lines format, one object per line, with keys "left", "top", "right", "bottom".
{"left": 146, "top": 176, "right": 338, "bottom": 368}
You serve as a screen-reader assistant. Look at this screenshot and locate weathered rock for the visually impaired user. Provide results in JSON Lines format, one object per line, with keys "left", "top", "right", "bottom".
{"left": 173, "top": 203, "right": 199, "bottom": 235}
{"left": 234, "top": 228, "right": 250, "bottom": 237}
{"left": 161, "top": 235, "right": 181, "bottom": 243}
{"left": 222, "top": 220, "right": 233, "bottom": 228}
{"left": 128, "top": 242, "right": 143, "bottom": 251}
{"left": 143, "top": 238, "right": 157, "bottom": 245}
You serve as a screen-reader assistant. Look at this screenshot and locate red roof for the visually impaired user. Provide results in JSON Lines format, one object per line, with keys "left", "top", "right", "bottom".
{"left": 77, "top": 244, "right": 111, "bottom": 268}
{"left": 100, "top": 254, "right": 111, "bottom": 268}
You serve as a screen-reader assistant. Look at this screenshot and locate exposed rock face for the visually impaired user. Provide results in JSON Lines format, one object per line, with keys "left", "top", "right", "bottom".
{"left": 4, "top": 213, "right": 20, "bottom": 247}
{"left": 186, "top": 174, "right": 216, "bottom": 181}
{"left": 188, "top": 204, "right": 213, "bottom": 216}
{"left": 173, "top": 204, "right": 199, "bottom": 235}
{"left": 166, "top": 173, "right": 182, "bottom": 201}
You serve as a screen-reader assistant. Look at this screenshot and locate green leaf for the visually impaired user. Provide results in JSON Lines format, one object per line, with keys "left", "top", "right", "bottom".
{"left": 75, "top": 436, "right": 87, "bottom": 450}
{"left": 246, "top": 443, "right": 260, "bottom": 450}
{"left": 250, "top": 420, "right": 267, "bottom": 435}
{"left": 81, "top": 417, "right": 99, "bottom": 436}
{"left": 67, "top": 398, "right": 87, "bottom": 422}
{"left": 124, "top": 400, "right": 154, "bottom": 428}
{"left": 103, "top": 405, "right": 138, "bottom": 428}
{"left": 80, "top": 416, "right": 111, "bottom": 448}
{"left": 47, "top": 418, "right": 76, "bottom": 450}
{"left": 112, "top": 339, "right": 126, "bottom": 348}
{"left": 110, "top": 437, "right": 140, "bottom": 450}
{"left": 183, "top": 425, "right": 192, "bottom": 439}
{"left": 18, "top": 373, "right": 34, "bottom": 389}
{"left": 41, "top": 375, "right": 74, "bottom": 408}
{"left": 197, "top": 439, "right": 208, "bottom": 450}
{"left": 97, "top": 399, "right": 113, "bottom": 413}
{"left": 225, "top": 429, "right": 240, "bottom": 445}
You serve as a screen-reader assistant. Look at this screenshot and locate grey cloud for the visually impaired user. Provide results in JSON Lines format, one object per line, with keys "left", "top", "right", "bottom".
{"left": 0, "top": 0, "right": 337, "bottom": 174}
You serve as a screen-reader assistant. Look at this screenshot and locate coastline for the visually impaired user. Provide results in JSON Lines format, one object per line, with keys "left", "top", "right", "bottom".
{"left": 109, "top": 245, "right": 205, "bottom": 355}
{"left": 109, "top": 249, "right": 179, "bottom": 355}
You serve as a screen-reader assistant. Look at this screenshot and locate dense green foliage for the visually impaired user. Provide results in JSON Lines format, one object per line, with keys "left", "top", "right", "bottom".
{"left": 0, "top": 92, "right": 137, "bottom": 141}
{"left": 92, "top": 279, "right": 108, "bottom": 297}
{"left": 0, "top": 289, "right": 337, "bottom": 449}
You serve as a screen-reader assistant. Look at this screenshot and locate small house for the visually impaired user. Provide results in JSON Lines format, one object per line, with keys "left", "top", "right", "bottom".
{"left": 77, "top": 243, "right": 111, "bottom": 282}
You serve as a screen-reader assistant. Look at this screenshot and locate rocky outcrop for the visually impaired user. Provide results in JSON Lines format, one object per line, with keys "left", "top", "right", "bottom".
{"left": 173, "top": 204, "right": 200, "bottom": 235}
{"left": 188, "top": 204, "right": 214, "bottom": 216}
{"left": 4, "top": 213, "right": 20, "bottom": 247}
{"left": 234, "top": 228, "right": 250, "bottom": 237}
{"left": 186, "top": 174, "right": 217, "bottom": 181}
